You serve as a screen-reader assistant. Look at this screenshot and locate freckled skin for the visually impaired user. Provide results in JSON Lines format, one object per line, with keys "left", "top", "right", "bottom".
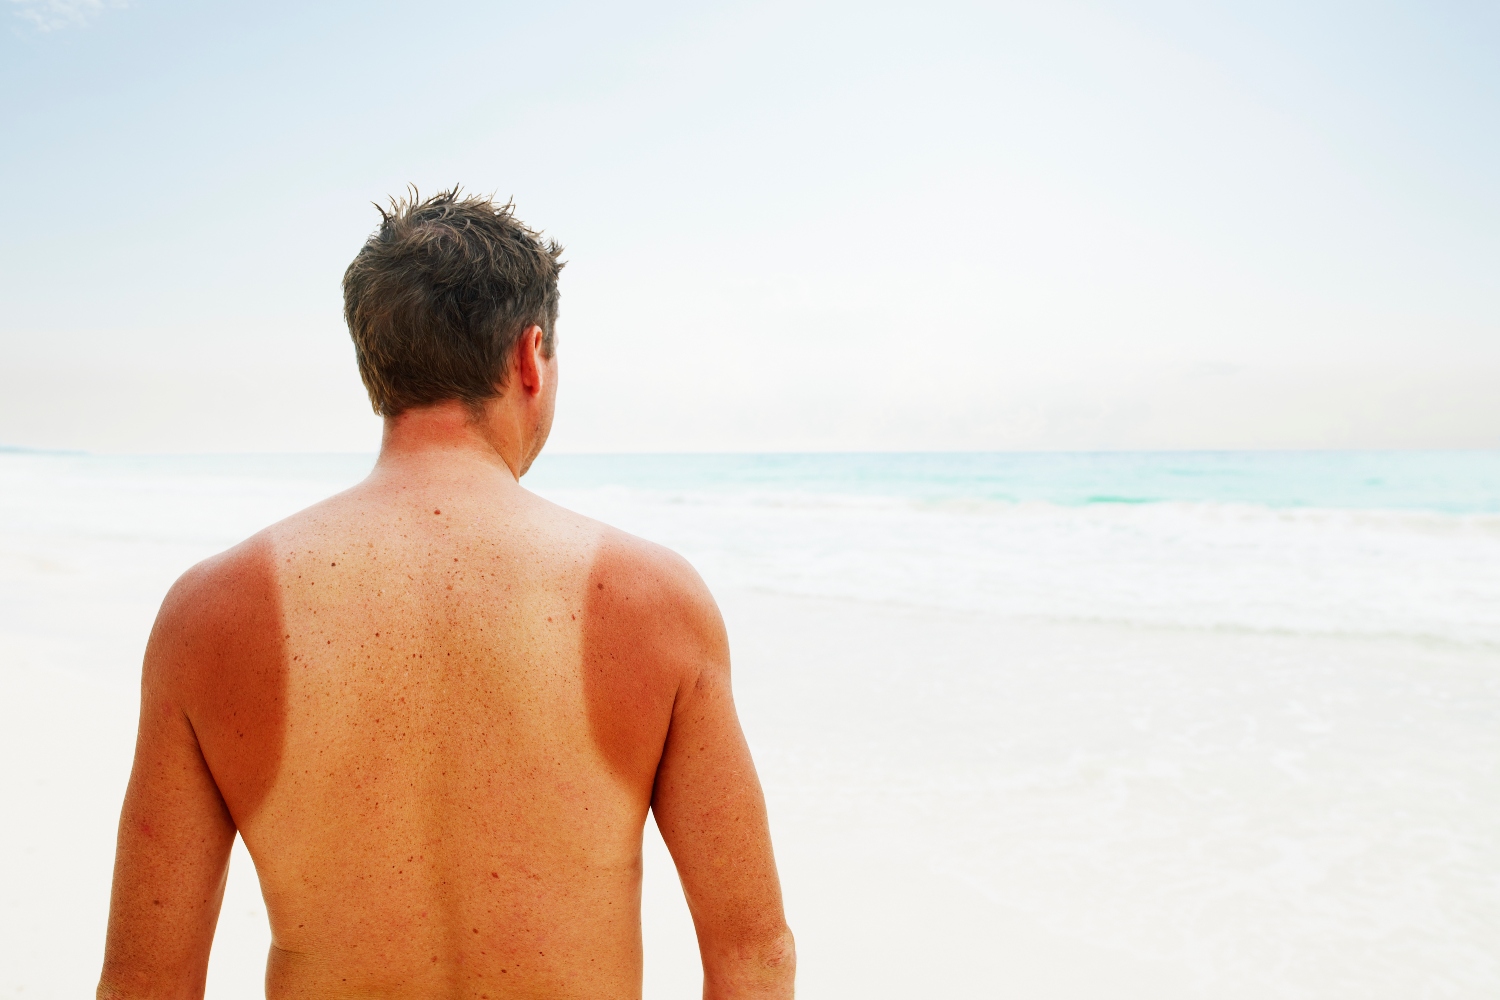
{"left": 99, "top": 330, "right": 794, "bottom": 1000}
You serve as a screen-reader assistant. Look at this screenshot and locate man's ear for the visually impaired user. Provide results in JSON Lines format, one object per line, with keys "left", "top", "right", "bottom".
{"left": 516, "top": 325, "right": 546, "bottom": 395}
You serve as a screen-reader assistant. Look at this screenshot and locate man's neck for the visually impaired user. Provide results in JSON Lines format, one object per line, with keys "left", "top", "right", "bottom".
{"left": 375, "top": 400, "right": 528, "bottom": 483}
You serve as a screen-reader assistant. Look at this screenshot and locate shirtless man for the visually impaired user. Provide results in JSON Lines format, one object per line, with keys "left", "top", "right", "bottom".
{"left": 97, "top": 190, "right": 794, "bottom": 999}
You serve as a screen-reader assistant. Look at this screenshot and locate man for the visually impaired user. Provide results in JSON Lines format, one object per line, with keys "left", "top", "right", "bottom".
{"left": 97, "top": 189, "right": 794, "bottom": 999}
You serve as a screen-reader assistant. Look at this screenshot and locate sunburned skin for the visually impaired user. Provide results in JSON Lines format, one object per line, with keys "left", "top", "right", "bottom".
{"left": 99, "top": 328, "right": 793, "bottom": 1000}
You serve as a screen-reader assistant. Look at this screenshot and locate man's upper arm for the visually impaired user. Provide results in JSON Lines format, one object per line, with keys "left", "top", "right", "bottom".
{"left": 99, "top": 566, "right": 238, "bottom": 1000}
{"left": 647, "top": 558, "right": 794, "bottom": 997}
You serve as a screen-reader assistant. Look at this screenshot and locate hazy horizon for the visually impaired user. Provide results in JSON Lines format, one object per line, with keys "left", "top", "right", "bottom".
{"left": 4, "top": 0, "right": 1497, "bottom": 454}
{"left": 6, "top": 443, "right": 1500, "bottom": 458}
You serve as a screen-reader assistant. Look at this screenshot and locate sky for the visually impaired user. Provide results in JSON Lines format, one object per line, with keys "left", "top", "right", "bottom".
{"left": 2, "top": 0, "right": 1497, "bottom": 453}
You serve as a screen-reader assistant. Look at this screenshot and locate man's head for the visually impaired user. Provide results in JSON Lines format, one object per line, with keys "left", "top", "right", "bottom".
{"left": 343, "top": 187, "right": 565, "bottom": 419}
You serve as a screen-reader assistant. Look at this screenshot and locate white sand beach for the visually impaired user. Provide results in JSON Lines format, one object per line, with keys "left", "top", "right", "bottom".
{"left": 1, "top": 593, "right": 1193, "bottom": 999}
{"left": 2, "top": 451, "right": 1498, "bottom": 998}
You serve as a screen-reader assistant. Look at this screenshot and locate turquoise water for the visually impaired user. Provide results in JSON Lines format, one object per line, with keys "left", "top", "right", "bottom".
{"left": 526, "top": 450, "right": 1500, "bottom": 513}
{"left": 6, "top": 448, "right": 1500, "bottom": 514}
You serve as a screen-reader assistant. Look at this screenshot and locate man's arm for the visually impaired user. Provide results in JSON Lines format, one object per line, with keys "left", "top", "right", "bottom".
{"left": 650, "top": 576, "right": 795, "bottom": 1000}
{"left": 98, "top": 573, "right": 238, "bottom": 1000}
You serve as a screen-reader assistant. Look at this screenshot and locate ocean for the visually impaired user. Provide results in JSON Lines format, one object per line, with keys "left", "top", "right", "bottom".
{"left": 7, "top": 448, "right": 1497, "bottom": 652}
{"left": 2, "top": 448, "right": 1497, "bottom": 998}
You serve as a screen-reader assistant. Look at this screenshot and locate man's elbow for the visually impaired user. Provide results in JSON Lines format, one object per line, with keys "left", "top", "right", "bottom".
{"left": 750, "top": 925, "right": 796, "bottom": 978}
{"left": 705, "top": 925, "right": 796, "bottom": 998}
{"left": 97, "top": 978, "right": 138, "bottom": 1000}
{"left": 97, "top": 967, "right": 199, "bottom": 1000}
{"left": 97, "top": 976, "right": 158, "bottom": 1000}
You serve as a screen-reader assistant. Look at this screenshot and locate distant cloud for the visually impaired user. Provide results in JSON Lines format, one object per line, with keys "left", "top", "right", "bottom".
{"left": 10, "top": 0, "right": 126, "bottom": 31}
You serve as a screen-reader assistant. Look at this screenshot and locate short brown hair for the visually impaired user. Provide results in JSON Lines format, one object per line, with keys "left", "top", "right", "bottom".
{"left": 343, "top": 187, "right": 564, "bottom": 417}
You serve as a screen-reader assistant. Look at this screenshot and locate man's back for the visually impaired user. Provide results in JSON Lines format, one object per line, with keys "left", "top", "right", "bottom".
{"left": 99, "top": 188, "right": 791, "bottom": 1000}
{"left": 230, "top": 462, "right": 691, "bottom": 994}
{"left": 101, "top": 451, "right": 791, "bottom": 999}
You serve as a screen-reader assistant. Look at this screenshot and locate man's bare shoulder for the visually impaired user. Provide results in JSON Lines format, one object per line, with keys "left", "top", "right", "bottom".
{"left": 513, "top": 486, "right": 706, "bottom": 594}
{"left": 158, "top": 487, "right": 356, "bottom": 612}
{"left": 142, "top": 531, "right": 282, "bottom": 702}
{"left": 524, "top": 493, "right": 729, "bottom": 675}
{"left": 154, "top": 477, "right": 366, "bottom": 628}
{"left": 594, "top": 527, "right": 715, "bottom": 609}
